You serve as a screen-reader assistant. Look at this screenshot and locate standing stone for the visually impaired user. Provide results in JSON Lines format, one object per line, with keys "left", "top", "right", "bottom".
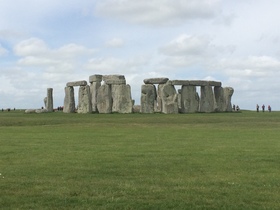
{"left": 141, "top": 84, "right": 156, "bottom": 113}
{"left": 159, "top": 84, "right": 178, "bottom": 114}
{"left": 200, "top": 86, "right": 216, "bottom": 112}
{"left": 214, "top": 87, "right": 234, "bottom": 112}
{"left": 111, "top": 84, "right": 133, "bottom": 113}
{"left": 177, "top": 89, "right": 182, "bottom": 112}
{"left": 97, "top": 84, "right": 112, "bottom": 113}
{"left": 181, "top": 85, "right": 199, "bottom": 113}
{"left": 89, "top": 74, "right": 103, "bottom": 112}
{"left": 63, "top": 86, "right": 75, "bottom": 113}
{"left": 77, "top": 85, "right": 92, "bottom": 114}
{"left": 44, "top": 97, "right": 47, "bottom": 108}
{"left": 46, "top": 88, "right": 53, "bottom": 112}
{"left": 224, "top": 87, "right": 234, "bottom": 112}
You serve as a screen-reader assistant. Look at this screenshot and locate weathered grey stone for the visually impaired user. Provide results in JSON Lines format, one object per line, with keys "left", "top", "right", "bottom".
{"left": 141, "top": 84, "right": 156, "bottom": 113}
{"left": 25, "top": 109, "right": 36, "bottom": 113}
{"left": 144, "top": 78, "right": 169, "bottom": 84}
{"left": 200, "top": 86, "right": 216, "bottom": 112}
{"left": 90, "top": 81, "right": 101, "bottom": 112}
{"left": 214, "top": 87, "right": 234, "bottom": 112}
{"left": 180, "top": 85, "right": 199, "bottom": 113}
{"left": 111, "top": 84, "right": 133, "bottom": 113}
{"left": 66, "top": 80, "right": 87, "bottom": 87}
{"left": 89, "top": 74, "right": 102, "bottom": 83}
{"left": 103, "top": 75, "right": 126, "bottom": 85}
{"left": 35, "top": 109, "right": 48, "bottom": 113}
{"left": 170, "top": 80, "right": 222, "bottom": 87}
{"left": 44, "top": 97, "right": 47, "bottom": 108}
{"left": 63, "top": 86, "right": 75, "bottom": 113}
{"left": 133, "top": 105, "right": 141, "bottom": 113}
{"left": 158, "top": 84, "right": 178, "bottom": 114}
{"left": 77, "top": 85, "right": 92, "bottom": 114}
{"left": 46, "top": 88, "right": 53, "bottom": 112}
{"left": 224, "top": 87, "right": 234, "bottom": 112}
{"left": 97, "top": 84, "right": 112, "bottom": 113}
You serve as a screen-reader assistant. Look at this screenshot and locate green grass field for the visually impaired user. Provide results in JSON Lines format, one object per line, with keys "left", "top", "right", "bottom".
{"left": 1, "top": 110, "right": 280, "bottom": 209}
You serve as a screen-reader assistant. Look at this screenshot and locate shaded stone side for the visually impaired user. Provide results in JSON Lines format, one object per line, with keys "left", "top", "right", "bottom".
{"left": 141, "top": 84, "right": 156, "bottom": 113}
{"left": 214, "top": 86, "right": 234, "bottom": 112}
{"left": 97, "top": 84, "right": 112, "bottom": 113}
{"left": 180, "top": 85, "right": 199, "bottom": 113}
{"left": 46, "top": 88, "right": 53, "bottom": 112}
{"left": 63, "top": 86, "right": 75, "bottom": 113}
{"left": 200, "top": 86, "right": 216, "bottom": 113}
{"left": 77, "top": 85, "right": 92, "bottom": 114}
{"left": 111, "top": 84, "right": 133, "bottom": 113}
{"left": 159, "top": 84, "right": 178, "bottom": 114}
{"left": 224, "top": 87, "right": 234, "bottom": 112}
{"left": 90, "top": 81, "right": 101, "bottom": 112}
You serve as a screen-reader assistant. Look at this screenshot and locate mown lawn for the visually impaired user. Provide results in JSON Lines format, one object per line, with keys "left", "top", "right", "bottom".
{"left": 1, "top": 111, "right": 280, "bottom": 209}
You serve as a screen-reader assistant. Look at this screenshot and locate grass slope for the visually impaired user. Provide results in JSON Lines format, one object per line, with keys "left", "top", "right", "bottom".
{"left": 1, "top": 111, "right": 280, "bottom": 209}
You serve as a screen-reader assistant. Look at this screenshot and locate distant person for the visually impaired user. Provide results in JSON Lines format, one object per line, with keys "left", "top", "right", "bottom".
{"left": 262, "top": 104, "right": 265, "bottom": 112}
{"left": 256, "top": 104, "right": 259, "bottom": 112}
{"left": 268, "top": 105, "right": 271, "bottom": 112}
{"left": 233, "top": 104, "right": 236, "bottom": 111}
{"left": 236, "top": 105, "right": 240, "bottom": 111}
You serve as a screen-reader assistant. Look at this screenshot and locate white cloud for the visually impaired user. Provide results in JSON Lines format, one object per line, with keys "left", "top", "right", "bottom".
{"left": 95, "top": 0, "right": 221, "bottom": 26}
{"left": 14, "top": 38, "right": 49, "bottom": 57}
{"left": 105, "top": 38, "right": 124, "bottom": 48}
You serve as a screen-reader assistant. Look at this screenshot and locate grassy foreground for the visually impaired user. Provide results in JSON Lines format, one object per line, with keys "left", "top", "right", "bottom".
{"left": 1, "top": 110, "right": 280, "bottom": 209}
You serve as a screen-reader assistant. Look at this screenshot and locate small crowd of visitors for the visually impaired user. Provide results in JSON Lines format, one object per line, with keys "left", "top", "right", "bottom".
{"left": 232, "top": 104, "right": 240, "bottom": 111}
{"left": 256, "top": 104, "right": 271, "bottom": 112}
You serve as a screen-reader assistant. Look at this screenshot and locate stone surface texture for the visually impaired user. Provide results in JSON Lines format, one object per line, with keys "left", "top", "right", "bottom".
{"left": 97, "top": 84, "right": 112, "bottom": 113}
{"left": 89, "top": 74, "right": 102, "bottom": 83}
{"left": 90, "top": 81, "right": 101, "bottom": 112}
{"left": 200, "top": 86, "right": 217, "bottom": 112}
{"left": 46, "top": 88, "right": 53, "bottom": 112}
{"left": 77, "top": 85, "right": 92, "bottom": 114}
{"left": 111, "top": 84, "right": 133, "bottom": 113}
{"left": 63, "top": 86, "right": 75, "bottom": 113}
{"left": 159, "top": 84, "right": 178, "bottom": 114}
{"left": 144, "top": 78, "right": 169, "bottom": 84}
{"left": 66, "top": 80, "right": 87, "bottom": 87}
{"left": 103, "top": 75, "right": 126, "bottom": 85}
{"left": 141, "top": 84, "right": 156, "bottom": 113}
{"left": 180, "top": 85, "right": 199, "bottom": 113}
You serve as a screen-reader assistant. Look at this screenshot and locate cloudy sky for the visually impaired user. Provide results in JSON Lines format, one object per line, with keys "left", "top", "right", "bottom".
{"left": 1, "top": 0, "right": 280, "bottom": 110}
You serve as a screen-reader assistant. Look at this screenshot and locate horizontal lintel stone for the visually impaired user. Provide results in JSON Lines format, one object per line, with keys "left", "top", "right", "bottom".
{"left": 144, "top": 78, "right": 169, "bottom": 84}
{"left": 66, "top": 80, "right": 87, "bottom": 87}
{"left": 103, "top": 75, "right": 126, "bottom": 85}
{"left": 89, "top": 75, "right": 103, "bottom": 83}
{"left": 170, "top": 80, "right": 222, "bottom": 87}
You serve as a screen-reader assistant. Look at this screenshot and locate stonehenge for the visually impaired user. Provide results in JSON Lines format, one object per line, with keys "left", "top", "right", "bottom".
{"left": 63, "top": 75, "right": 134, "bottom": 114}
{"left": 141, "top": 78, "right": 234, "bottom": 114}
{"left": 34, "top": 75, "right": 234, "bottom": 115}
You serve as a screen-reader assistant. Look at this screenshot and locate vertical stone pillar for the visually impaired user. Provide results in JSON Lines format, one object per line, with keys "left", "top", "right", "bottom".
{"left": 214, "top": 86, "right": 234, "bottom": 112}
{"left": 200, "top": 86, "right": 216, "bottom": 112}
{"left": 159, "top": 83, "right": 178, "bottom": 114}
{"left": 141, "top": 84, "right": 156, "bottom": 113}
{"left": 224, "top": 87, "right": 234, "bottom": 112}
{"left": 111, "top": 84, "right": 133, "bottom": 113}
{"left": 89, "top": 75, "right": 102, "bottom": 112}
{"left": 77, "top": 85, "right": 92, "bottom": 114}
{"left": 97, "top": 84, "right": 112, "bottom": 113}
{"left": 63, "top": 86, "right": 75, "bottom": 113}
{"left": 46, "top": 88, "right": 53, "bottom": 112}
{"left": 181, "top": 85, "right": 199, "bottom": 113}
